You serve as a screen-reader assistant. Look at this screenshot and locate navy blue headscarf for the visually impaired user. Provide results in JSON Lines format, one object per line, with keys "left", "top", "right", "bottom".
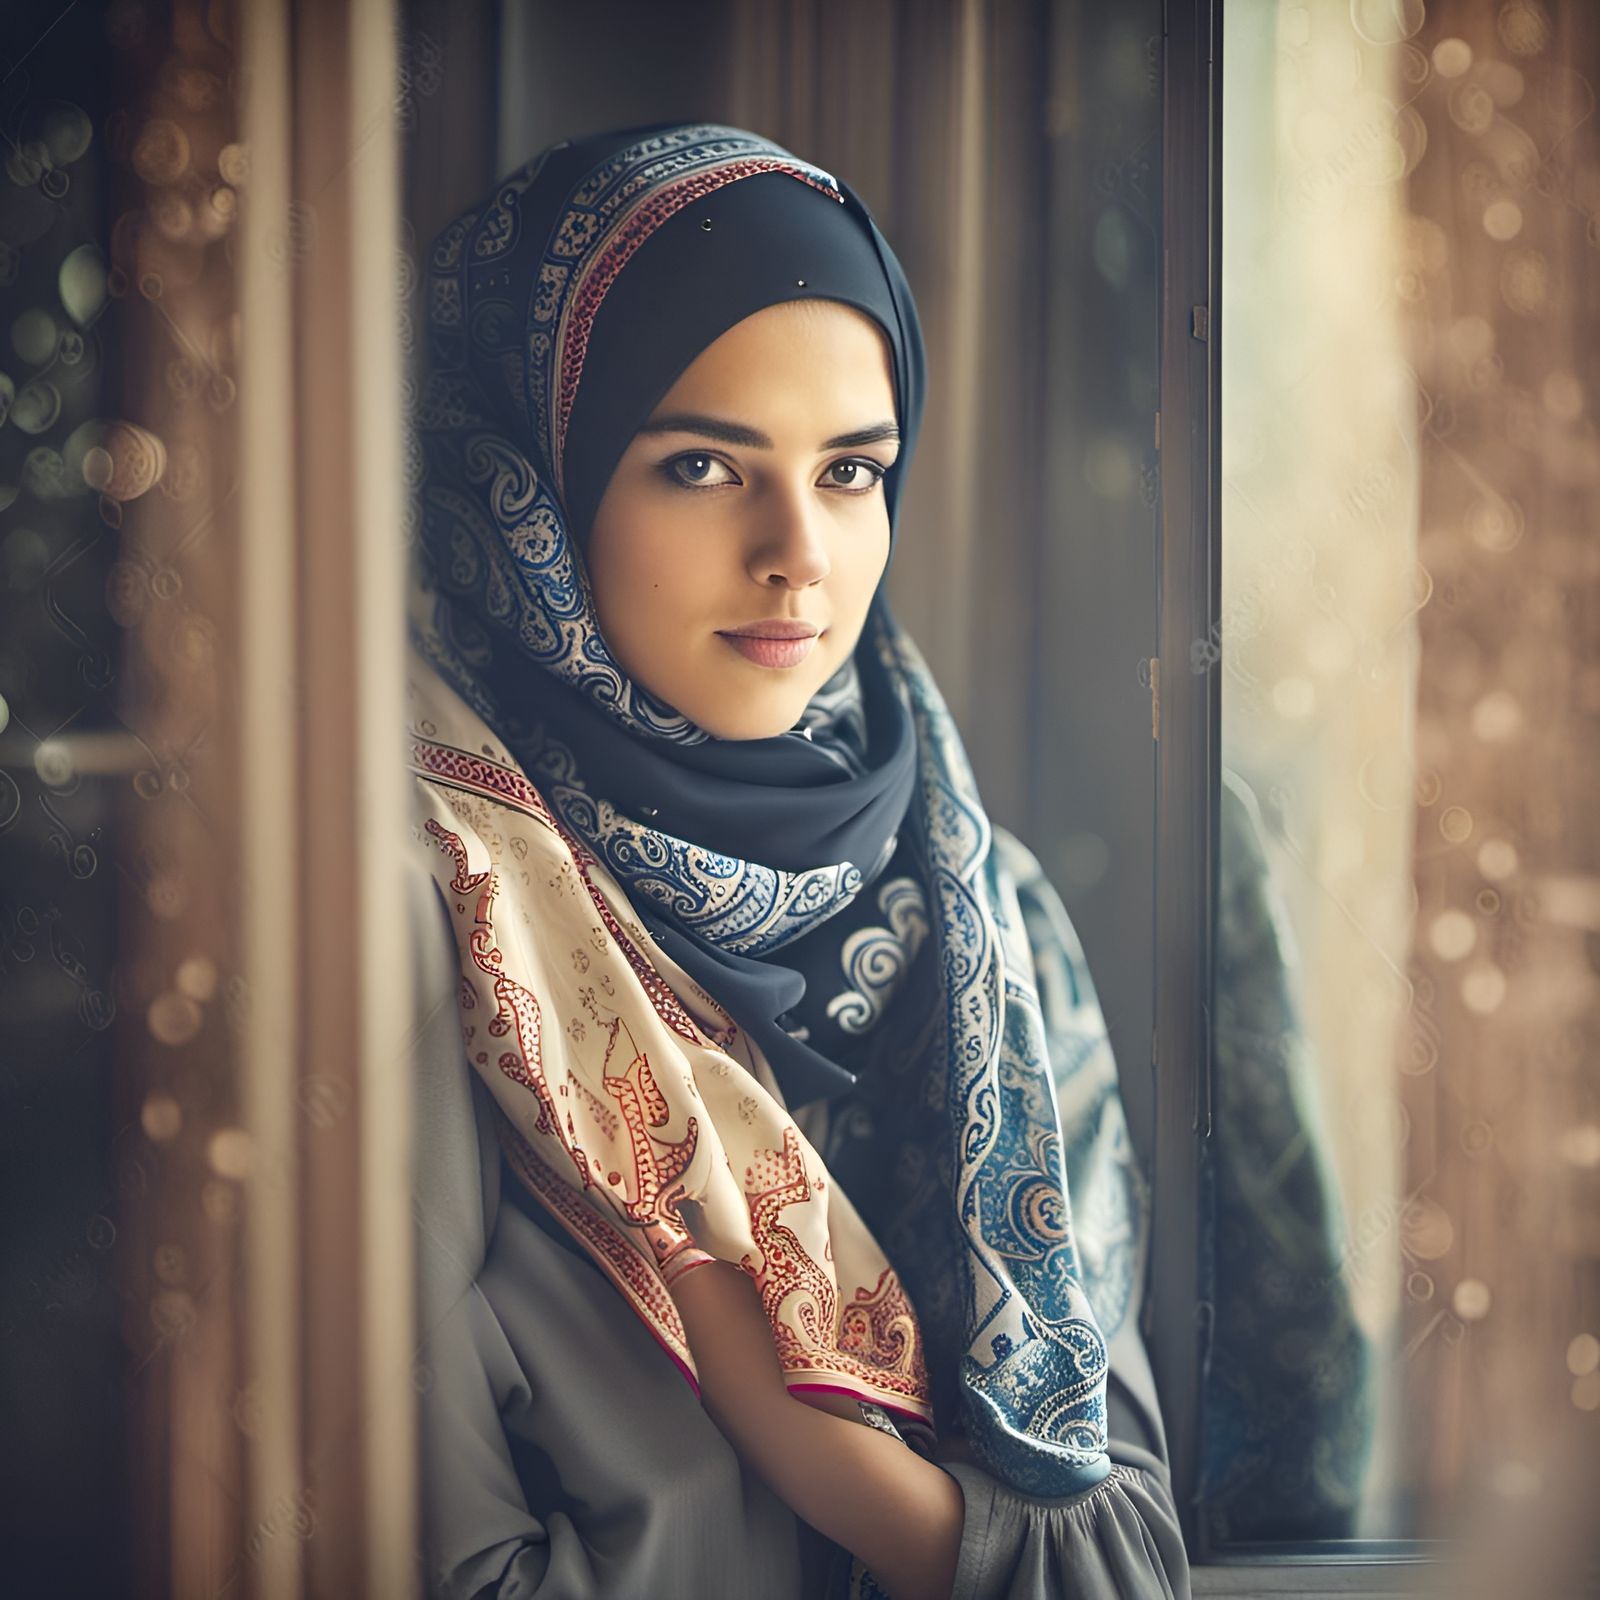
{"left": 412, "top": 121, "right": 929, "bottom": 1106}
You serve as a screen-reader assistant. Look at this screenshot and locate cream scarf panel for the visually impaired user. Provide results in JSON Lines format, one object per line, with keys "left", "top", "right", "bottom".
{"left": 406, "top": 650, "right": 933, "bottom": 1423}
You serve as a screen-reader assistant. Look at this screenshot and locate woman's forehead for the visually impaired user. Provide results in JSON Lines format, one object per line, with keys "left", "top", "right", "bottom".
{"left": 653, "top": 301, "right": 897, "bottom": 406}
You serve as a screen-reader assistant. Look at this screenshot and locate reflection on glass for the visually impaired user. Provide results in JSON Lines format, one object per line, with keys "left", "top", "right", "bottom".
{"left": 1213, "top": 0, "right": 1598, "bottom": 1552}
{"left": 1207, "top": 771, "right": 1378, "bottom": 1541}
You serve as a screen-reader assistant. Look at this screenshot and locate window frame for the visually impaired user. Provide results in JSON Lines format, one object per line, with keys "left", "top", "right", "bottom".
{"left": 1146, "top": 0, "right": 1436, "bottom": 1585}
{"left": 1146, "top": 0, "right": 1219, "bottom": 1561}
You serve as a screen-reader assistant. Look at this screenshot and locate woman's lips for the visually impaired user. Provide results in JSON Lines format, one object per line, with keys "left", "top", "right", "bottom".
{"left": 716, "top": 629, "right": 821, "bottom": 669}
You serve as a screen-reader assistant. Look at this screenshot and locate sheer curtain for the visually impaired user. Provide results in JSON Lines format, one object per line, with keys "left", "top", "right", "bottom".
{"left": 1397, "top": 0, "right": 1600, "bottom": 1567}
{"left": 105, "top": 1, "right": 418, "bottom": 1594}
{"left": 1218, "top": 0, "right": 1422, "bottom": 1537}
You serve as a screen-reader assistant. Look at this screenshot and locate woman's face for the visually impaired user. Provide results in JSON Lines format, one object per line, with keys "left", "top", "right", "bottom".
{"left": 583, "top": 299, "right": 899, "bottom": 741}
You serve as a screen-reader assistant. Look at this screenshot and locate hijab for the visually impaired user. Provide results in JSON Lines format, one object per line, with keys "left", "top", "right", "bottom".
{"left": 408, "top": 121, "right": 1137, "bottom": 1500}
{"left": 413, "top": 120, "right": 927, "bottom": 1107}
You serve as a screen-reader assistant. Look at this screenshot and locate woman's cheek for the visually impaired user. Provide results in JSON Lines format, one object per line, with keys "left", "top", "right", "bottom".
{"left": 846, "top": 531, "right": 891, "bottom": 602}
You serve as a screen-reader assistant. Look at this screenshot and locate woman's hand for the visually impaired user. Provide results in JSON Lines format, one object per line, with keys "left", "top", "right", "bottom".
{"left": 669, "top": 1259, "right": 963, "bottom": 1600}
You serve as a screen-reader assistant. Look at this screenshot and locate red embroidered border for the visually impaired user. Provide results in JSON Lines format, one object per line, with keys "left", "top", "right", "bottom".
{"left": 413, "top": 738, "right": 703, "bottom": 1045}
{"left": 412, "top": 740, "right": 556, "bottom": 823}
{"left": 417, "top": 743, "right": 932, "bottom": 1414}
{"left": 493, "top": 1111, "right": 700, "bottom": 1385}
{"left": 745, "top": 1126, "right": 931, "bottom": 1409}
{"left": 498, "top": 1111, "right": 933, "bottom": 1422}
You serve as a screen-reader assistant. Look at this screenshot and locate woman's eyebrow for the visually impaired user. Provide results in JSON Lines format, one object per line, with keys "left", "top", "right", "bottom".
{"left": 636, "top": 412, "right": 900, "bottom": 451}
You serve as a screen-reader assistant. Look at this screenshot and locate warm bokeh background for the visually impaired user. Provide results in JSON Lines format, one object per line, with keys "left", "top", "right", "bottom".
{"left": 1218, "top": 0, "right": 1599, "bottom": 1568}
{"left": 0, "top": 0, "right": 1593, "bottom": 1595}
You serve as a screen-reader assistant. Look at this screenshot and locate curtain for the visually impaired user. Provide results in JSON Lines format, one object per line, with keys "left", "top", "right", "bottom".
{"left": 1215, "top": 0, "right": 1421, "bottom": 1540}
{"left": 92, "top": 0, "right": 418, "bottom": 1593}
{"left": 727, "top": 0, "right": 1165, "bottom": 1167}
{"left": 1398, "top": 0, "right": 1600, "bottom": 1571}
{"left": 486, "top": 0, "right": 1165, "bottom": 1163}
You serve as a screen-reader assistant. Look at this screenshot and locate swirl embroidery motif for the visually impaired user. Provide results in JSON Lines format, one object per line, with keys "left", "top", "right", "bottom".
{"left": 544, "top": 780, "right": 865, "bottom": 957}
{"left": 825, "top": 875, "right": 930, "bottom": 1034}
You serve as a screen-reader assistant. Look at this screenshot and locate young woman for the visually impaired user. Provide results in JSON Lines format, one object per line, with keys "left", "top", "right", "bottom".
{"left": 404, "top": 121, "right": 1190, "bottom": 1600}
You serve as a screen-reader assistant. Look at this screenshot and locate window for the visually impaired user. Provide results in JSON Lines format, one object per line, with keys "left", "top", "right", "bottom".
{"left": 1151, "top": 0, "right": 1600, "bottom": 1591}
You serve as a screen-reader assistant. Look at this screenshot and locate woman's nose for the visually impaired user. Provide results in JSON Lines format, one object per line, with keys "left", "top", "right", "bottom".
{"left": 747, "top": 480, "right": 832, "bottom": 589}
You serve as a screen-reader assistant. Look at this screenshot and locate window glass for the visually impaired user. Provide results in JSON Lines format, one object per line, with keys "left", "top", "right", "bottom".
{"left": 1213, "top": 0, "right": 1599, "bottom": 1551}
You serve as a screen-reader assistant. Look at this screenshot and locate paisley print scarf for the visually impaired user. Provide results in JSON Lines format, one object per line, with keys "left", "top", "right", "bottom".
{"left": 407, "top": 120, "right": 1147, "bottom": 1498}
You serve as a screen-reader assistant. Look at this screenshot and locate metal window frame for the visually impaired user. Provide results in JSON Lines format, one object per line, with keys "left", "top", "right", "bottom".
{"left": 1146, "top": 0, "right": 1220, "bottom": 1560}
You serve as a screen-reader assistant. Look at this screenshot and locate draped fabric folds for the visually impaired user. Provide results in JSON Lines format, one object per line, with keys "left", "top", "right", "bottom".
{"left": 406, "top": 120, "right": 1146, "bottom": 1497}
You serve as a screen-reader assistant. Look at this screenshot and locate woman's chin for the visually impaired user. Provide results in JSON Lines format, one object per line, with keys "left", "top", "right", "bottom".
{"left": 693, "top": 689, "right": 817, "bottom": 742}
{"left": 703, "top": 711, "right": 811, "bottom": 742}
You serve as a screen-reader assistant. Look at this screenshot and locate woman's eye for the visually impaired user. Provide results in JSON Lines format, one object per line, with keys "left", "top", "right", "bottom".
{"left": 821, "top": 458, "right": 889, "bottom": 493}
{"left": 663, "top": 451, "right": 739, "bottom": 489}
{"left": 658, "top": 452, "right": 889, "bottom": 493}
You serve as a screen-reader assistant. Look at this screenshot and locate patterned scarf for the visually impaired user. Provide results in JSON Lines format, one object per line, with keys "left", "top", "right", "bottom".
{"left": 408, "top": 120, "right": 1146, "bottom": 1498}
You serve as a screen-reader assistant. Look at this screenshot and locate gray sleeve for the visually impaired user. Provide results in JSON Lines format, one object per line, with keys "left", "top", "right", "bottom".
{"left": 940, "top": 1323, "right": 1192, "bottom": 1600}
{"left": 943, "top": 1451, "right": 1188, "bottom": 1600}
{"left": 406, "top": 860, "right": 604, "bottom": 1600}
